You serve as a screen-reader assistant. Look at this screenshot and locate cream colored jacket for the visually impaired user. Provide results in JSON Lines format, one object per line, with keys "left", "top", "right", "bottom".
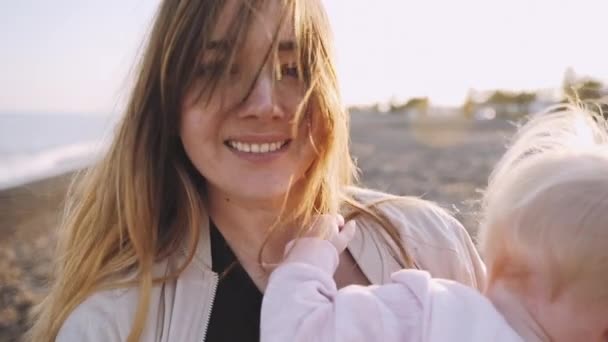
{"left": 56, "top": 187, "right": 486, "bottom": 341}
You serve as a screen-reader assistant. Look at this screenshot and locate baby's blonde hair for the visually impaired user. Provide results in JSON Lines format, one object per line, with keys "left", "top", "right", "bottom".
{"left": 479, "top": 103, "right": 608, "bottom": 301}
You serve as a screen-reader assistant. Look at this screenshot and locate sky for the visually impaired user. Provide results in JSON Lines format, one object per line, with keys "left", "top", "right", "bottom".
{"left": 1, "top": 0, "right": 607, "bottom": 114}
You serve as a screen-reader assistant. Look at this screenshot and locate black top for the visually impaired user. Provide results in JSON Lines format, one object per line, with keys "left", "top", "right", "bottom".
{"left": 204, "top": 221, "right": 263, "bottom": 342}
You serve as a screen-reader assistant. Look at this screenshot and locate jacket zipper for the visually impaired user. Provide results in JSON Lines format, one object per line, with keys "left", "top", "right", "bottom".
{"left": 201, "top": 272, "right": 219, "bottom": 342}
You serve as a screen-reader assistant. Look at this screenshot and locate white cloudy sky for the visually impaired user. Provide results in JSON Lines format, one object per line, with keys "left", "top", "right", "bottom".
{"left": 1, "top": 0, "right": 606, "bottom": 114}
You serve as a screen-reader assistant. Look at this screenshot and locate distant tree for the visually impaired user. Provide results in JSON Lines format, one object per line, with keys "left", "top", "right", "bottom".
{"left": 561, "top": 74, "right": 607, "bottom": 118}
{"left": 461, "top": 94, "right": 476, "bottom": 119}
{"left": 515, "top": 92, "right": 537, "bottom": 113}
{"left": 486, "top": 91, "right": 513, "bottom": 105}
{"left": 403, "top": 97, "right": 430, "bottom": 116}
{"left": 389, "top": 97, "right": 429, "bottom": 116}
{"left": 484, "top": 90, "right": 538, "bottom": 118}
{"left": 575, "top": 80, "right": 603, "bottom": 100}
{"left": 562, "top": 67, "right": 604, "bottom": 101}
{"left": 403, "top": 97, "right": 429, "bottom": 109}
{"left": 515, "top": 92, "right": 536, "bottom": 104}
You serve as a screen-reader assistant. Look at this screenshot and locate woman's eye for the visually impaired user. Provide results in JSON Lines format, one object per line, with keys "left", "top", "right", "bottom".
{"left": 197, "top": 62, "right": 238, "bottom": 77}
{"left": 280, "top": 63, "right": 300, "bottom": 79}
{"left": 196, "top": 63, "right": 219, "bottom": 76}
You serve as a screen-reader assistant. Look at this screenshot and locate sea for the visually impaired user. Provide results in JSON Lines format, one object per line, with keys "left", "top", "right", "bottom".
{"left": 0, "top": 113, "right": 119, "bottom": 190}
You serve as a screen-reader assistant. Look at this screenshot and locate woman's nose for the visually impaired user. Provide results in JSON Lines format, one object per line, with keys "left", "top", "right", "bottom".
{"left": 237, "top": 71, "right": 285, "bottom": 120}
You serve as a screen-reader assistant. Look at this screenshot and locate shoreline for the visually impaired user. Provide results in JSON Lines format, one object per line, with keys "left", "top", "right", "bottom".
{"left": 0, "top": 171, "right": 78, "bottom": 337}
{"left": 0, "top": 171, "right": 76, "bottom": 240}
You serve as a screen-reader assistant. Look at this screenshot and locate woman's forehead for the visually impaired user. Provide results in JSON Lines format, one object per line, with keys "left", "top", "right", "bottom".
{"left": 211, "top": 0, "right": 295, "bottom": 48}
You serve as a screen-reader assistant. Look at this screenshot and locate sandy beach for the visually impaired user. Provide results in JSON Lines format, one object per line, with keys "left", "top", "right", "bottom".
{"left": 0, "top": 112, "right": 515, "bottom": 341}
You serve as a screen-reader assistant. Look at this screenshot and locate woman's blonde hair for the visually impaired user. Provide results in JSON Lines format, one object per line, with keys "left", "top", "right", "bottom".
{"left": 479, "top": 103, "right": 608, "bottom": 300}
{"left": 28, "top": 1, "right": 414, "bottom": 341}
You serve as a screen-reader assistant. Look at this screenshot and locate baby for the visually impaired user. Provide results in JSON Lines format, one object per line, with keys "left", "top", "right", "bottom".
{"left": 261, "top": 104, "right": 608, "bottom": 341}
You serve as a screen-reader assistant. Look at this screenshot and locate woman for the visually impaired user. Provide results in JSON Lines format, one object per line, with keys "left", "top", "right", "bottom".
{"left": 29, "top": 0, "right": 485, "bottom": 341}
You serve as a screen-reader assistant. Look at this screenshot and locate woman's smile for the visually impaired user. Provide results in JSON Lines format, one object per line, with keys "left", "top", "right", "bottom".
{"left": 225, "top": 136, "right": 293, "bottom": 163}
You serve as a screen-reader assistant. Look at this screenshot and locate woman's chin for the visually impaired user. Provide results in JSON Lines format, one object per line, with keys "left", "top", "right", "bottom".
{"left": 237, "top": 184, "right": 291, "bottom": 203}
{"left": 207, "top": 173, "right": 309, "bottom": 207}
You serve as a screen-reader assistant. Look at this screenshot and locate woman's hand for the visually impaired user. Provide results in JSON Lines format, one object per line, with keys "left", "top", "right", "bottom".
{"left": 304, "top": 214, "right": 357, "bottom": 254}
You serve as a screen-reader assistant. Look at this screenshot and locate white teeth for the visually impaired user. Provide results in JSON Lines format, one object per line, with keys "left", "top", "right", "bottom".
{"left": 228, "top": 140, "right": 287, "bottom": 153}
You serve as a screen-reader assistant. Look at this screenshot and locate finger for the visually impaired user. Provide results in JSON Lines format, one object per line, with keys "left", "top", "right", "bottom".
{"left": 331, "top": 221, "right": 357, "bottom": 253}
{"left": 339, "top": 220, "right": 356, "bottom": 243}
{"left": 335, "top": 214, "right": 345, "bottom": 228}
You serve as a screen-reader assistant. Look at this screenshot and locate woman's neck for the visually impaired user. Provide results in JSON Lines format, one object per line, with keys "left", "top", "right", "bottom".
{"left": 206, "top": 186, "right": 296, "bottom": 267}
{"left": 486, "top": 280, "right": 551, "bottom": 342}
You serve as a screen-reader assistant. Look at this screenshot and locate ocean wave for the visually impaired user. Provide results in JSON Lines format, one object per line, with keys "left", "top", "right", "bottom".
{"left": 0, "top": 140, "right": 109, "bottom": 190}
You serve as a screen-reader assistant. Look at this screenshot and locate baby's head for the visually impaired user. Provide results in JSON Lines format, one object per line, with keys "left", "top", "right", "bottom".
{"left": 479, "top": 104, "right": 608, "bottom": 341}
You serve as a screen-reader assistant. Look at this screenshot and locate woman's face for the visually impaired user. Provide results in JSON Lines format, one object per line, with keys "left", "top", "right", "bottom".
{"left": 180, "top": 0, "right": 318, "bottom": 204}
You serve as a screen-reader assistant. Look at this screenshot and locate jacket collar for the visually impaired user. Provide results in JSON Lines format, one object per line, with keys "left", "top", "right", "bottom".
{"left": 347, "top": 215, "right": 402, "bottom": 284}
{"left": 189, "top": 205, "right": 400, "bottom": 285}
